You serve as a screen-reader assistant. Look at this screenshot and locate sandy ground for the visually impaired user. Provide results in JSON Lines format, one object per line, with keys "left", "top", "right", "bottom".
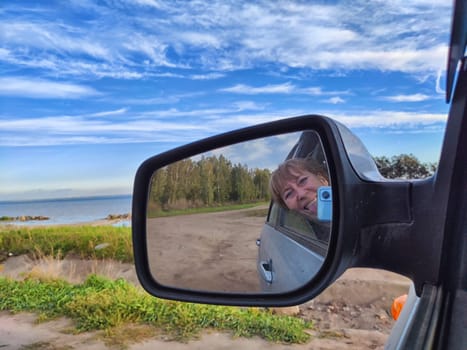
{"left": 0, "top": 208, "right": 412, "bottom": 349}
{"left": 146, "top": 208, "right": 264, "bottom": 293}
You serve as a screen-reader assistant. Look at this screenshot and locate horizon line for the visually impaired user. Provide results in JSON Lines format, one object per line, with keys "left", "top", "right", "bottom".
{"left": 0, "top": 193, "right": 132, "bottom": 204}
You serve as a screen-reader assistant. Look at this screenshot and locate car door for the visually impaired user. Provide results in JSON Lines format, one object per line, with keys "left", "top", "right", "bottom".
{"left": 257, "top": 201, "right": 327, "bottom": 292}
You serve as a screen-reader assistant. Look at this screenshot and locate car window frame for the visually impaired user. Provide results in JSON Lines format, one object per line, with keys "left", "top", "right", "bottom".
{"left": 266, "top": 201, "right": 328, "bottom": 257}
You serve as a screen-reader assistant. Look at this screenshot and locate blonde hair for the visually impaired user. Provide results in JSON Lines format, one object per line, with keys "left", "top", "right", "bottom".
{"left": 269, "top": 158, "right": 328, "bottom": 208}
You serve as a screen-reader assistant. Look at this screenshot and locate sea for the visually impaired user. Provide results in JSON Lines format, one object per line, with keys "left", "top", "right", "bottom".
{"left": 0, "top": 195, "right": 132, "bottom": 227}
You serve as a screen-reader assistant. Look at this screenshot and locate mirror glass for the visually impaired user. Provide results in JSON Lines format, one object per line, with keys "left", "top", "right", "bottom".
{"left": 146, "top": 130, "right": 332, "bottom": 294}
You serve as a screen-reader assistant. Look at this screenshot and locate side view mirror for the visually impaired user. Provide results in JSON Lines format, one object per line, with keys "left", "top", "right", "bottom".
{"left": 132, "top": 115, "right": 429, "bottom": 306}
{"left": 146, "top": 129, "right": 332, "bottom": 295}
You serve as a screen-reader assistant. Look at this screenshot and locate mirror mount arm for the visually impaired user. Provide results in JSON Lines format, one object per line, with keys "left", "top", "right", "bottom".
{"left": 346, "top": 178, "right": 443, "bottom": 296}
{"left": 343, "top": 180, "right": 413, "bottom": 275}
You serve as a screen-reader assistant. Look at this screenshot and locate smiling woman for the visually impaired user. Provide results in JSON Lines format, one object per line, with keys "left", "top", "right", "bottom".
{"left": 270, "top": 158, "right": 329, "bottom": 215}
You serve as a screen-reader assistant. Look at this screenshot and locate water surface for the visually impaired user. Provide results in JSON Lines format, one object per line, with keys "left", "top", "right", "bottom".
{"left": 0, "top": 195, "right": 132, "bottom": 226}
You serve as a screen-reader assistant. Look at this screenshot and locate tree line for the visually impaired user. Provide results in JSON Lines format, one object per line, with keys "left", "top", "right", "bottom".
{"left": 148, "top": 153, "right": 438, "bottom": 212}
{"left": 148, "top": 154, "right": 271, "bottom": 212}
{"left": 373, "top": 154, "right": 437, "bottom": 179}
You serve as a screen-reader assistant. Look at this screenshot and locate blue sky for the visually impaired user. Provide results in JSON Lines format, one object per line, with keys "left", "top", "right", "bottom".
{"left": 0, "top": 0, "right": 453, "bottom": 201}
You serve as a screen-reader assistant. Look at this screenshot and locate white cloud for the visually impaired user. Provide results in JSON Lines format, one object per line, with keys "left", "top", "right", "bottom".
{"left": 220, "top": 83, "right": 349, "bottom": 97}
{"left": 302, "top": 87, "right": 325, "bottom": 95}
{"left": 178, "top": 31, "right": 222, "bottom": 48}
{"left": 384, "top": 94, "right": 431, "bottom": 102}
{"left": 330, "top": 110, "right": 447, "bottom": 129}
{"left": 325, "top": 97, "right": 346, "bottom": 104}
{"left": 133, "top": 0, "right": 166, "bottom": 9}
{"left": 190, "top": 73, "right": 225, "bottom": 80}
{"left": 232, "top": 101, "right": 265, "bottom": 111}
{"left": 220, "top": 82, "right": 295, "bottom": 94}
{"left": 0, "top": 77, "right": 99, "bottom": 99}
{"left": 153, "top": 72, "right": 185, "bottom": 78}
{"left": 0, "top": 106, "right": 449, "bottom": 147}
{"left": 0, "top": 1, "right": 451, "bottom": 78}
{"left": 0, "top": 48, "right": 11, "bottom": 59}
{"left": 210, "top": 132, "right": 302, "bottom": 170}
{"left": 123, "top": 35, "right": 175, "bottom": 67}
{"left": 1, "top": 22, "right": 112, "bottom": 61}
{"left": 218, "top": 138, "right": 273, "bottom": 165}
{"left": 308, "top": 45, "right": 448, "bottom": 73}
{"left": 89, "top": 108, "right": 128, "bottom": 117}
{"left": 0, "top": 115, "right": 206, "bottom": 133}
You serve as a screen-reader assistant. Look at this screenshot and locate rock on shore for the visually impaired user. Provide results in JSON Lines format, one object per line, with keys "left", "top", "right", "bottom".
{"left": 1, "top": 215, "right": 50, "bottom": 222}
{"left": 105, "top": 213, "right": 131, "bottom": 220}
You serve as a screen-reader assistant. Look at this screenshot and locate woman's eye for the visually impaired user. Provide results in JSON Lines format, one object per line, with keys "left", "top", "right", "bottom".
{"left": 283, "top": 190, "right": 293, "bottom": 200}
{"left": 298, "top": 177, "right": 308, "bottom": 185}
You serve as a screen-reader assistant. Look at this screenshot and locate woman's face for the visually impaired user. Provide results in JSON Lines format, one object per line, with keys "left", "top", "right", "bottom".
{"left": 281, "top": 170, "right": 328, "bottom": 216}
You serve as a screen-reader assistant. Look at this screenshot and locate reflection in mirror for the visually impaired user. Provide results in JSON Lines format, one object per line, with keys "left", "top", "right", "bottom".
{"left": 146, "top": 130, "right": 332, "bottom": 294}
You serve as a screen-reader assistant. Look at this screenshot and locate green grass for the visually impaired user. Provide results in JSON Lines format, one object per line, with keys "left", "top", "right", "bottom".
{"left": 0, "top": 219, "right": 312, "bottom": 346}
{"left": 0, "top": 275, "right": 312, "bottom": 344}
{"left": 147, "top": 202, "right": 269, "bottom": 218}
{"left": 0, "top": 225, "right": 133, "bottom": 263}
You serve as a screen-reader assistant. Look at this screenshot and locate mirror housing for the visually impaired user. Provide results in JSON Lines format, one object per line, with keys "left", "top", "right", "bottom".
{"left": 132, "top": 115, "right": 430, "bottom": 306}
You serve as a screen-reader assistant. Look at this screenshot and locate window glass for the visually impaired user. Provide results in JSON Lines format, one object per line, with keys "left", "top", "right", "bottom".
{"left": 267, "top": 202, "right": 281, "bottom": 225}
{"left": 282, "top": 209, "right": 319, "bottom": 240}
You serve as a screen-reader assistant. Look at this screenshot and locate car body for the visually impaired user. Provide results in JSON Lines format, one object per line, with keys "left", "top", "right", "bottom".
{"left": 132, "top": 1, "right": 467, "bottom": 349}
{"left": 257, "top": 200, "right": 326, "bottom": 292}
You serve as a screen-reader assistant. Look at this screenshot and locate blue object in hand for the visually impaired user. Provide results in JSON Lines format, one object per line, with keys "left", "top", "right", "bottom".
{"left": 317, "top": 186, "right": 332, "bottom": 222}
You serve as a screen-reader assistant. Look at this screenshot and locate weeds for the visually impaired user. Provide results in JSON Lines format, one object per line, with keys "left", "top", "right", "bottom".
{"left": 0, "top": 275, "right": 312, "bottom": 344}
{"left": 0, "top": 226, "right": 133, "bottom": 263}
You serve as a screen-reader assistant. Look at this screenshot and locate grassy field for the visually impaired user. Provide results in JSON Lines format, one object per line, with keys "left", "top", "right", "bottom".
{"left": 0, "top": 223, "right": 312, "bottom": 346}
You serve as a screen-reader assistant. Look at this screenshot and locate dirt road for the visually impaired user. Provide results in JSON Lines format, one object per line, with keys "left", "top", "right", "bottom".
{"left": 146, "top": 207, "right": 266, "bottom": 292}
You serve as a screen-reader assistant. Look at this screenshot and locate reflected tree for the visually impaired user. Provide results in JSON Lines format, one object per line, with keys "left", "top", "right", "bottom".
{"left": 149, "top": 155, "right": 271, "bottom": 212}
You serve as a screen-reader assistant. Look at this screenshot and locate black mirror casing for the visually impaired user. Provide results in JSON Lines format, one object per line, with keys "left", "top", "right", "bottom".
{"left": 132, "top": 115, "right": 425, "bottom": 306}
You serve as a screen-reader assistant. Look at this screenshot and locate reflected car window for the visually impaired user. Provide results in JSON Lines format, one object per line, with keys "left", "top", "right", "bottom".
{"left": 265, "top": 202, "right": 328, "bottom": 258}
{"left": 283, "top": 209, "right": 318, "bottom": 239}
{"left": 266, "top": 202, "right": 281, "bottom": 225}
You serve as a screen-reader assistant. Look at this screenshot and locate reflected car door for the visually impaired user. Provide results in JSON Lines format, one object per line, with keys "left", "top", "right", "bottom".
{"left": 257, "top": 201, "right": 327, "bottom": 293}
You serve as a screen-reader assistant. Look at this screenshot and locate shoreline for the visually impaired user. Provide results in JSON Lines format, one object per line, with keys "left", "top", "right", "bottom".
{"left": 0, "top": 213, "right": 131, "bottom": 228}
{"left": 0, "top": 219, "right": 131, "bottom": 229}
